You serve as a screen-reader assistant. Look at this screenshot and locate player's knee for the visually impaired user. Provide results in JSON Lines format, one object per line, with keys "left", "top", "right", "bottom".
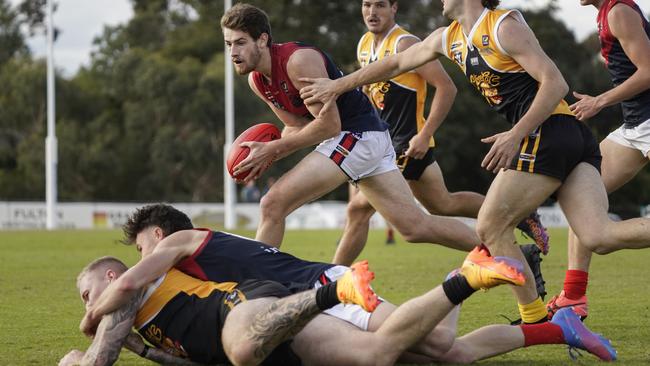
{"left": 476, "top": 211, "right": 511, "bottom": 244}
{"left": 259, "top": 191, "right": 287, "bottom": 221}
{"left": 399, "top": 225, "right": 425, "bottom": 243}
{"left": 346, "top": 199, "right": 374, "bottom": 222}
{"left": 420, "top": 326, "right": 456, "bottom": 358}
{"left": 579, "top": 234, "right": 614, "bottom": 255}
{"left": 224, "top": 342, "right": 258, "bottom": 366}
{"left": 475, "top": 217, "right": 496, "bottom": 244}
{"left": 421, "top": 198, "right": 448, "bottom": 216}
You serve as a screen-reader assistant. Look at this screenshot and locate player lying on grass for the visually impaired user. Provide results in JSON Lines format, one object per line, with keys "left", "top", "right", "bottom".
{"left": 75, "top": 206, "right": 615, "bottom": 364}
{"left": 80, "top": 204, "right": 549, "bottom": 338}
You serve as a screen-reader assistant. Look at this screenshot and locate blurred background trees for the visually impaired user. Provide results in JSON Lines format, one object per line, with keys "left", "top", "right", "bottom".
{"left": 0, "top": 0, "right": 647, "bottom": 217}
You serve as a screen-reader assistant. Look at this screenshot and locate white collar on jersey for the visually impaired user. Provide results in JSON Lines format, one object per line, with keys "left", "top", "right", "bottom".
{"left": 463, "top": 7, "right": 490, "bottom": 51}
{"left": 370, "top": 23, "right": 401, "bottom": 61}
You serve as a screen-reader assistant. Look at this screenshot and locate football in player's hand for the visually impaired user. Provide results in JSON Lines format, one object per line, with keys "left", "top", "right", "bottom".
{"left": 227, "top": 123, "right": 281, "bottom": 181}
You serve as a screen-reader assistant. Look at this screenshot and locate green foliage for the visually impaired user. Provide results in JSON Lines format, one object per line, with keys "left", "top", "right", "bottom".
{"left": 2, "top": 228, "right": 650, "bottom": 365}
{"left": 0, "top": 1, "right": 648, "bottom": 210}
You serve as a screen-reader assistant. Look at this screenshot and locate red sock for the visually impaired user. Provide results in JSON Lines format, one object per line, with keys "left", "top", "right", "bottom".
{"left": 563, "top": 270, "right": 588, "bottom": 300}
{"left": 520, "top": 322, "right": 565, "bottom": 346}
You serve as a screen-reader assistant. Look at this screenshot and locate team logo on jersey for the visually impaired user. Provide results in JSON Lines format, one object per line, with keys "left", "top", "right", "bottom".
{"left": 470, "top": 57, "right": 479, "bottom": 66}
{"left": 469, "top": 71, "right": 503, "bottom": 106}
{"left": 482, "top": 35, "right": 490, "bottom": 46}
{"left": 384, "top": 49, "right": 391, "bottom": 57}
{"left": 280, "top": 81, "right": 289, "bottom": 93}
{"left": 450, "top": 41, "right": 463, "bottom": 50}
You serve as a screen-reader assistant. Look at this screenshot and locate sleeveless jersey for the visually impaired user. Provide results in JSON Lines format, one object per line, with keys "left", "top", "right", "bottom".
{"left": 442, "top": 8, "right": 573, "bottom": 125}
{"left": 598, "top": 0, "right": 650, "bottom": 127}
{"left": 357, "top": 25, "right": 434, "bottom": 153}
{"left": 133, "top": 269, "right": 240, "bottom": 364}
{"left": 134, "top": 270, "right": 293, "bottom": 364}
{"left": 251, "top": 42, "right": 387, "bottom": 133}
{"left": 176, "top": 229, "right": 335, "bottom": 292}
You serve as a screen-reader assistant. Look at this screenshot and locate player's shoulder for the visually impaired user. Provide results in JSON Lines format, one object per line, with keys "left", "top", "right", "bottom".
{"left": 286, "top": 46, "right": 323, "bottom": 69}
{"left": 395, "top": 30, "right": 421, "bottom": 53}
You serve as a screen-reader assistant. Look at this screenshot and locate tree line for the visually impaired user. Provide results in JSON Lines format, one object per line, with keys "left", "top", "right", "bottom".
{"left": 0, "top": 0, "right": 647, "bottom": 217}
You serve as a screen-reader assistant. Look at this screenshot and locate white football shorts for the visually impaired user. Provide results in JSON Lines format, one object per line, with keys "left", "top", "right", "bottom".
{"left": 606, "top": 118, "right": 650, "bottom": 157}
{"left": 315, "top": 130, "right": 397, "bottom": 182}
{"left": 313, "top": 265, "right": 381, "bottom": 331}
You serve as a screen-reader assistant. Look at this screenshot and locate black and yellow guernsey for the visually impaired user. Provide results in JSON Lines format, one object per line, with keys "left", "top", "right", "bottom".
{"left": 133, "top": 269, "right": 291, "bottom": 364}
{"left": 442, "top": 8, "right": 573, "bottom": 125}
{"left": 357, "top": 24, "right": 434, "bottom": 153}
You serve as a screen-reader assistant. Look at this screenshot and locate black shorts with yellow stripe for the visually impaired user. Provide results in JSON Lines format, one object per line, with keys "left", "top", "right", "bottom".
{"left": 396, "top": 148, "right": 437, "bottom": 181}
{"left": 510, "top": 114, "right": 601, "bottom": 181}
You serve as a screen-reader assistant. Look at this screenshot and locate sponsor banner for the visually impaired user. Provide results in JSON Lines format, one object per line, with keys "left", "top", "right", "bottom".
{"left": 0, "top": 202, "right": 576, "bottom": 230}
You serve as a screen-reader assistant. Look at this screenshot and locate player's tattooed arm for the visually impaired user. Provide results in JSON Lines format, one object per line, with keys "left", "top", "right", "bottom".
{"left": 79, "top": 290, "right": 143, "bottom": 366}
{"left": 246, "top": 290, "right": 320, "bottom": 361}
{"left": 123, "top": 332, "right": 205, "bottom": 366}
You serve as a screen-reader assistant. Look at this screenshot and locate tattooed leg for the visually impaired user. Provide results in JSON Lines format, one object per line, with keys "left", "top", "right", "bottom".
{"left": 245, "top": 289, "right": 321, "bottom": 363}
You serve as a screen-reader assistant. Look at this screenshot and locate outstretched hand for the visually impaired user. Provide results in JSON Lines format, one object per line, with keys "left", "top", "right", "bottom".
{"left": 569, "top": 91, "right": 603, "bottom": 121}
{"left": 299, "top": 77, "right": 339, "bottom": 105}
{"left": 481, "top": 130, "right": 523, "bottom": 174}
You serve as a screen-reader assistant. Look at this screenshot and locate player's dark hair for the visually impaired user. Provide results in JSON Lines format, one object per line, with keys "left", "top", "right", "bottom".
{"left": 122, "top": 204, "right": 193, "bottom": 245}
{"left": 221, "top": 3, "right": 273, "bottom": 47}
{"left": 482, "top": 0, "right": 500, "bottom": 9}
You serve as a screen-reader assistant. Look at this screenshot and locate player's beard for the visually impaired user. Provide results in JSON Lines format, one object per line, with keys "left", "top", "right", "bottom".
{"left": 235, "top": 47, "right": 262, "bottom": 75}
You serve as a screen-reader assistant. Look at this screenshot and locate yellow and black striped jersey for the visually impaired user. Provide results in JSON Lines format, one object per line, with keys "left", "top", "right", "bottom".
{"left": 442, "top": 8, "right": 573, "bottom": 125}
{"left": 357, "top": 24, "right": 434, "bottom": 152}
{"left": 134, "top": 269, "right": 291, "bottom": 364}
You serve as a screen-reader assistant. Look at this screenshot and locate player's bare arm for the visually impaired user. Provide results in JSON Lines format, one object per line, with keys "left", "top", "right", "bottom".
{"left": 299, "top": 27, "right": 446, "bottom": 105}
{"left": 570, "top": 4, "right": 650, "bottom": 121}
{"left": 231, "top": 74, "right": 311, "bottom": 182}
{"left": 234, "top": 55, "right": 341, "bottom": 182}
{"left": 80, "top": 230, "right": 207, "bottom": 335}
{"left": 77, "top": 290, "right": 142, "bottom": 366}
{"left": 481, "top": 14, "right": 569, "bottom": 173}
{"left": 123, "top": 332, "right": 205, "bottom": 365}
{"left": 399, "top": 36, "right": 457, "bottom": 159}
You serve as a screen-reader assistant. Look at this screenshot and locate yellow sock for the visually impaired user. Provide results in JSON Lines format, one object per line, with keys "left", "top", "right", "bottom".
{"left": 518, "top": 297, "right": 547, "bottom": 323}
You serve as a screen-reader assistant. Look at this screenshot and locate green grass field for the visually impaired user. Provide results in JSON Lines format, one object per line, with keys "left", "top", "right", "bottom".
{"left": 1, "top": 228, "right": 649, "bottom": 365}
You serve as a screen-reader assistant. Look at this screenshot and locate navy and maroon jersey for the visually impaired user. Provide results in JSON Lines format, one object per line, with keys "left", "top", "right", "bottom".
{"left": 598, "top": 0, "right": 650, "bottom": 126}
{"left": 134, "top": 269, "right": 295, "bottom": 364}
{"left": 176, "top": 229, "right": 335, "bottom": 292}
{"left": 251, "top": 42, "right": 388, "bottom": 133}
